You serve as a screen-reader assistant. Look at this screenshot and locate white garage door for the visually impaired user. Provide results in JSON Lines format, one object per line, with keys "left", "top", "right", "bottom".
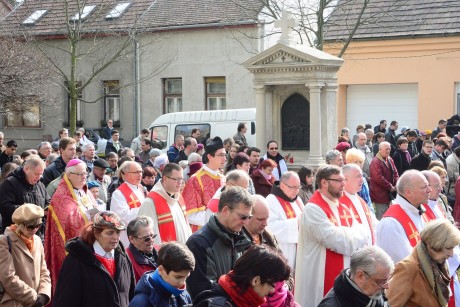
{"left": 346, "top": 84, "right": 418, "bottom": 135}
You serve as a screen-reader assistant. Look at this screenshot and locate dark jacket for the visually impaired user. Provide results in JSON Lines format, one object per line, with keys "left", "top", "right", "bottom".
{"left": 385, "top": 129, "right": 397, "bottom": 155}
{"left": 126, "top": 243, "right": 158, "bottom": 283}
{"left": 102, "top": 126, "right": 113, "bottom": 140}
{"left": 410, "top": 152, "right": 431, "bottom": 171}
{"left": 392, "top": 149, "right": 411, "bottom": 177}
{"left": 42, "top": 156, "right": 67, "bottom": 187}
{"left": 318, "top": 269, "right": 388, "bottom": 307}
{"left": 53, "top": 237, "right": 135, "bottom": 307}
{"left": 0, "top": 168, "right": 49, "bottom": 233}
{"left": 105, "top": 140, "right": 121, "bottom": 156}
{"left": 369, "top": 153, "right": 399, "bottom": 204}
{"left": 129, "top": 271, "right": 192, "bottom": 307}
{"left": 185, "top": 215, "right": 251, "bottom": 299}
{"left": 173, "top": 150, "right": 188, "bottom": 163}
{"left": 250, "top": 169, "right": 274, "bottom": 198}
{"left": 0, "top": 152, "right": 13, "bottom": 169}
{"left": 167, "top": 146, "right": 180, "bottom": 163}
{"left": 193, "top": 283, "right": 235, "bottom": 307}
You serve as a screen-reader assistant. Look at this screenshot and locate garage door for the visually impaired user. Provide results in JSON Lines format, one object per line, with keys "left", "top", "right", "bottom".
{"left": 346, "top": 84, "right": 418, "bottom": 135}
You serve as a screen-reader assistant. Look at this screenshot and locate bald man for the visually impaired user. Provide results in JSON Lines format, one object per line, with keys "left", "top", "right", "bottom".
{"left": 422, "top": 170, "right": 454, "bottom": 222}
{"left": 339, "top": 164, "right": 377, "bottom": 246}
{"left": 376, "top": 170, "right": 431, "bottom": 263}
{"left": 204, "top": 170, "right": 250, "bottom": 224}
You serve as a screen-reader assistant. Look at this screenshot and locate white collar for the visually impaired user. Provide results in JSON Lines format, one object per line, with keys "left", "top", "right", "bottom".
{"left": 427, "top": 199, "right": 438, "bottom": 209}
{"left": 203, "top": 164, "right": 219, "bottom": 176}
{"left": 394, "top": 195, "right": 420, "bottom": 215}
{"left": 93, "top": 240, "right": 115, "bottom": 259}
{"left": 344, "top": 190, "right": 357, "bottom": 199}
{"left": 125, "top": 182, "right": 139, "bottom": 190}
{"left": 319, "top": 192, "right": 339, "bottom": 207}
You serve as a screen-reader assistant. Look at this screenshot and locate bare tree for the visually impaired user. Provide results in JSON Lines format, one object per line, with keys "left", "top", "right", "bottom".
{"left": 0, "top": 36, "right": 58, "bottom": 127}
{"left": 2, "top": 0, "right": 169, "bottom": 134}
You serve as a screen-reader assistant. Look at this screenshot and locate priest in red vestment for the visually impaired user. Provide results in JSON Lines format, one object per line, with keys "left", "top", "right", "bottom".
{"left": 182, "top": 137, "right": 225, "bottom": 232}
{"left": 45, "top": 159, "right": 97, "bottom": 297}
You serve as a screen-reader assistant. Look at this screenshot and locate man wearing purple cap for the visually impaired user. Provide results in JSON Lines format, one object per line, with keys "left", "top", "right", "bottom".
{"left": 45, "top": 159, "right": 97, "bottom": 297}
{"left": 182, "top": 137, "right": 226, "bottom": 232}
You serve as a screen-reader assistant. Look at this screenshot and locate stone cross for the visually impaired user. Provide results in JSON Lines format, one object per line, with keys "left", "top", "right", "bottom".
{"left": 275, "top": 10, "right": 297, "bottom": 45}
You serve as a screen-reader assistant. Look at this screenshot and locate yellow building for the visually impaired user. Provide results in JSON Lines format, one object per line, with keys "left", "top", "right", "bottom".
{"left": 324, "top": 1, "right": 460, "bottom": 134}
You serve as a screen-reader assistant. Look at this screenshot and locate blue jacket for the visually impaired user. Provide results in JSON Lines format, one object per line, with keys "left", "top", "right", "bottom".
{"left": 129, "top": 272, "right": 192, "bottom": 307}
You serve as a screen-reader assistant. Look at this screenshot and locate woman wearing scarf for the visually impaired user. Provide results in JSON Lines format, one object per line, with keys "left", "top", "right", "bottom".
{"left": 0, "top": 204, "right": 51, "bottom": 307}
{"left": 53, "top": 211, "right": 135, "bottom": 307}
{"left": 193, "top": 245, "right": 291, "bottom": 307}
{"left": 262, "top": 141, "right": 288, "bottom": 184}
{"left": 251, "top": 159, "right": 277, "bottom": 198}
{"left": 387, "top": 219, "right": 460, "bottom": 307}
{"left": 392, "top": 137, "right": 411, "bottom": 176}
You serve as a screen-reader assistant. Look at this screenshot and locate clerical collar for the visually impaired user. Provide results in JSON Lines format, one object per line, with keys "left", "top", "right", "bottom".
{"left": 166, "top": 191, "right": 175, "bottom": 199}
{"left": 398, "top": 194, "right": 425, "bottom": 215}
{"left": 203, "top": 164, "right": 219, "bottom": 176}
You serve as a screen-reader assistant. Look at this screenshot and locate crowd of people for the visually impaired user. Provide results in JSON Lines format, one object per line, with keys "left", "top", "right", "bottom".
{"left": 0, "top": 117, "right": 460, "bottom": 306}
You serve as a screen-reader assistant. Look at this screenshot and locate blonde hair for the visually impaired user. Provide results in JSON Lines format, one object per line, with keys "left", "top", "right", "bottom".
{"left": 421, "top": 220, "right": 460, "bottom": 251}
{"left": 16, "top": 218, "right": 42, "bottom": 236}
{"left": 430, "top": 165, "right": 447, "bottom": 177}
{"left": 346, "top": 148, "right": 365, "bottom": 164}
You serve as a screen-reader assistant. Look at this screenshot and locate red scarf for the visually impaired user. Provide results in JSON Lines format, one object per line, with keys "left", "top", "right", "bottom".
{"left": 218, "top": 273, "right": 266, "bottom": 307}
{"left": 10, "top": 224, "right": 34, "bottom": 252}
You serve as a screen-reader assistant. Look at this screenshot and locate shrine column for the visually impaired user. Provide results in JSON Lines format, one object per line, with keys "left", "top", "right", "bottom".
{"left": 306, "top": 82, "right": 325, "bottom": 167}
{"left": 323, "top": 83, "right": 339, "bottom": 155}
{"left": 265, "top": 85, "right": 274, "bottom": 142}
{"left": 255, "top": 85, "right": 266, "bottom": 149}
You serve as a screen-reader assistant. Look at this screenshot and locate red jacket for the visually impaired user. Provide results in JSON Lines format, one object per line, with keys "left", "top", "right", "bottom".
{"left": 126, "top": 244, "right": 158, "bottom": 282}
{"left": 369, "top": 153, "right": 399, "bottom": 204}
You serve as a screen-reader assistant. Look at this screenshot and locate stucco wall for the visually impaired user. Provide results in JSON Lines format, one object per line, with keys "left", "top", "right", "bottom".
{"left": 325, "top": 36, "right": 460, "bottom": 132}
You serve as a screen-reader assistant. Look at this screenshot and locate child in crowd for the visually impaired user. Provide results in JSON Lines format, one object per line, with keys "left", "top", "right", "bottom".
{"left": 129, "top": 242, "right": 195, "bottom": 307}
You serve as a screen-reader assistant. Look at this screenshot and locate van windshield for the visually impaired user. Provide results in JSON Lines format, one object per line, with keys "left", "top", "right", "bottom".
{"left": 175, "top": 124, "right": 210, "bottom": 145}
{"left": 151, "top": 126, "right": 168, "bottom": 149}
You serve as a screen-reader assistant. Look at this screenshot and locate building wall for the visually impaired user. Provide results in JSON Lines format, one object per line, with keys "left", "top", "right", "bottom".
{"left": 325, "top": 36, "right": 460, "bottom": 132}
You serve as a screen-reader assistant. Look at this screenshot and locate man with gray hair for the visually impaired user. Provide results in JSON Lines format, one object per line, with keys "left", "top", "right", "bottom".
{"left": 80, "top": 143, "right": 95, "bottom": 172}
{"left": 376, "top": 170, "right": 431, "bottom": 263}
{"left": 295, "top": 165, "right": 369, "bottom": 306}
{"left": 369, "top": 141, "right": 399, "bottom": 219}
{"left": 0, "top": 131, "right": 5, "bottom": 153}
{"left": 319, "top": 246, "right": 394, "bottom": 306}
{"left": 37, "top": 141, "right": 52, "bottom": 160}
{"left": 186, "top": 186, "right": 253, "bottom": 299}
{"left": 325, "top": 149, "right": 344, "bottom": 167}
{"left": 266, "top": 171, "right": 304, "bottom": 269}
{"left": 0, "top": 155, "right": 49, "bottom": 234}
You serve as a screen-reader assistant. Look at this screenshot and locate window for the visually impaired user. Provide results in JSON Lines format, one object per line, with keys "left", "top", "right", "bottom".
{"left": 151, "top": 126, "right": 168, "bottom": 149}
{"left": 23, "top": 9, "right": 47, "bottom": 25}
{"left": 4, "top": 98, "right": 41, "bottom": 127}
{"left": 106, "top": 2, "right": 131, "bottom": 19}
{"left": 103, "top": 80, "right": 120, "bottom": 122}
{"left": 175, "top": 124, "right": 210, "bottom": 145}
{"left": 66, "top": 81, "right": 82, "bottom": 124}
{"left": 205, "top": 77, "right": 226, "bottom": 110}
{"left": 163, "top": 78, "right": 182, "bottom": 113}
{"left": 71, "top": 5, "right": 96, "bottom": 21}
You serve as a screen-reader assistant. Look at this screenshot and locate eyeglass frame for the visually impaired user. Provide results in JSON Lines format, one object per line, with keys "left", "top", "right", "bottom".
{"left": 165, "top": 176, "right": 185, "bottom": 183}
{"left": 134, "top": 233, "right": 158, "bottom": 242}
{"left": 325, "top": 178, "right": 346, "bottom": 183}
{"left": 281, "top": 181, "right": 301, "bottom": 190}
{"left": 362, "top": 270, "right": 390, "bottom": 288}
{"left": 69, "top": 172, "right": 88, "bottom": 177}
{"left": 230, "top": 209, "right": 253, "bottom": 221}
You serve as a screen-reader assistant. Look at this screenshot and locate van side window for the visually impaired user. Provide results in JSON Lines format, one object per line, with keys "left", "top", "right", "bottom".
{"left": 175, "top": 124, "right": 211, "bottom": 145}
{"left": 151, "top": 126, "right": 168, "bottom": 150}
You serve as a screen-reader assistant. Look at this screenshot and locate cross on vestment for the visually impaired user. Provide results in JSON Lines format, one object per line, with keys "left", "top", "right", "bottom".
{"left": 128, "top": 195, "right": 140, "bottom": 208}
{"left": 408, "top": 223, "right": 420, "bottom": 241}
{"left": 274, "top": 10, "right": 297, "bottom": 42}
{"left": 340, "top": 210, "right": 352, "bottom": 226}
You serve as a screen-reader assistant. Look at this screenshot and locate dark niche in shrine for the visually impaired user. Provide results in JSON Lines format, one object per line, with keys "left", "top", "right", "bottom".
{"left": 281, "top": 93, "right": 310, "bottom": 150}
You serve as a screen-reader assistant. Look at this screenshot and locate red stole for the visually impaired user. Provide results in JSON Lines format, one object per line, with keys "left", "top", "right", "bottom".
{"left": 339, "top": 194, "right": 375, "bottom": 244}
{"left": 274, "top": 196, "right": 302, "bottom": 219}
{"left": 383, "top": 204, "right": 421, "bottom": 247}
{"left": 117, "top": 183, "right": 141, "bottom": 209}
{"left": 423, "top": 204, "right": 437, "bottom": 222}
{"left": 309, "top": 191, "right": 354, "bottom": 296}
{"left": 147, "top": 191, "right": 187, "bottom": 242}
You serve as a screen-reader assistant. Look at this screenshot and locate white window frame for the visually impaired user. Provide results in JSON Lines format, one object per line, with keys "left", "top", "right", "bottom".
{"left": 205, "top": 77, "right": 226, "bottom": 110}
{"left": 163, "top": 78, "right": 182, "bottom": 113}
{"left": 103, "top": 80, "right": 121, "bottom": 122}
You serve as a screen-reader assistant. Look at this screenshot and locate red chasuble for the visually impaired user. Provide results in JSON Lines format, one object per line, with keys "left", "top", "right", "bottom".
{"left": 117, "top": 182, "right": 142, "bottom": 209}
{"left": 339, "top": 194, "right": 375, "bottom": 244}
{"left": 274, "top": 196, "right": 303, "bottom": 219}
{"left": 309, "top": 191, "right": 354, "bottom": 296}
{"left": 147, "top": 191, "right": 187, "bottom": 242}
{"left": 383, "top": 204, "right": 421, "bottom": 247}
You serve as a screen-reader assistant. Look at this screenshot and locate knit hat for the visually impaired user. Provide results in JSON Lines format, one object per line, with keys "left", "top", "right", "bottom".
{"left": 93, "top": 211, "right": 126, "bottom": 230}
{"left": 335, "top": 142, "right": 350, "bottom": 152}
{"left": 12, "top": 203, "right": 44, "bottom": 224}
{"left": 87, "top": 180, "right": 101, "bottom": 190}
{"left": 188, "top": 161, "right": 203, "bottom": 176}
{"left": 425, "top": 130, "right": 433, "bottom": 135}
{"left": 400, "top": 126, "right": 410, "bottom": 133}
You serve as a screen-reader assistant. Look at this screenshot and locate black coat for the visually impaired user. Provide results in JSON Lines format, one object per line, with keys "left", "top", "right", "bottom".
{"left": 393, "top": 149, "right": 411, "bottom": 176}
{"left": 0, "top": 167, "right": 49, "bottom": 233}
{"left": 193, "top": 283, "right": 235, "bottom": 307}
{"left": 53, "top": 237, "right": 135, "bottom": 307}
{"left": 42, "top": 156, "right": 66, "bottom": 187}
{"left": 0, "top": 151, "right": 13, "bottom": 169}
{"left": 410, "top": 152, "right": 431, "bottom": 171}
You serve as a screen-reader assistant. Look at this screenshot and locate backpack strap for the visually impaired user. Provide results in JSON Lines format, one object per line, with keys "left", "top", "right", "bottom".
{"left": 0, "top": 235, "right": 11, "bottom": 254}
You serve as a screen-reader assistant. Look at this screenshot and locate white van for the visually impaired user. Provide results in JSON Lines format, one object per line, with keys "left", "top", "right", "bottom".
{"left": 148, "top": 108, "right": 256, "bottom": 150}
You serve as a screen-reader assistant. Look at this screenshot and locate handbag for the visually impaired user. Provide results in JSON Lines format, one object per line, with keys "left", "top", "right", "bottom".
{"left": 0, "top": 235, "right": 11, "bottom": 301}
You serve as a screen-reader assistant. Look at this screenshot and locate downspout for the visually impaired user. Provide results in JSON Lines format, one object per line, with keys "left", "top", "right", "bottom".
{"left": 133, "top": 37, "right": 141, "bottom": 136}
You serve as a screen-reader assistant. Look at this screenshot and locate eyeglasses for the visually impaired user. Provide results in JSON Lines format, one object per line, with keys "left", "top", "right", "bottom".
{"left": 325, "top": 178, "right": 346, "bottom": 183}
{"left": 231, "top": 210, "right": 252, "bottom": 221}
{"left": 69, "top": 172, "right": 88, "bottom": 177}
{"left": 269, "top": 147, "right": 278, "bottom": 150}
{"left": 135, "top": 233, "right": 158, "bottom": 242}
{"left": 362, "top": 271, "right": 390, "bottom": 288}
{"left": 165, "top": 176, "right": 184, "bottom": 183}
{"left": 214, "top": 153, "right": 227, "bottom": 157}
{"left": 26, "top": 224, "right": 41, "bottom": 230}
{"left": 127, "top": 170, "right": 143, "bottom": 174}
{"left": 282, "top": 182, "right": 301, "bottom": 190}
